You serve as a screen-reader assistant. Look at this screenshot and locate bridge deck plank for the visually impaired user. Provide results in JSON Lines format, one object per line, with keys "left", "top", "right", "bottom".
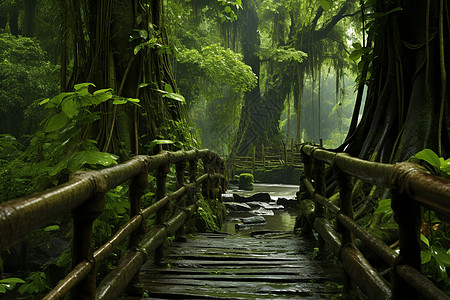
{"left": 119, "top": 232, "right": 343, "bottom": 299}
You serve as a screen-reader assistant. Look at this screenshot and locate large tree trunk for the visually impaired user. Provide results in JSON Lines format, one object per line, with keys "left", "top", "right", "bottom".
{"left": 342, "top": 0, "right": 449, "bottom": 162}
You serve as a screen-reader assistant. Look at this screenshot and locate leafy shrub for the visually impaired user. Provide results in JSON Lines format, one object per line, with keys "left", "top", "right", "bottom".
{"left": 0, "top": 33, "right": 59, "bottom": 138}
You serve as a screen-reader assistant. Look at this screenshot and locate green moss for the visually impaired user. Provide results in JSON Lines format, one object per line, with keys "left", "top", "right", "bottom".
{"left": 195, "top": 195, "right": 226, "bottom": 232}
{"left": 239, "top": 173, "right": 254, "bottom": 190}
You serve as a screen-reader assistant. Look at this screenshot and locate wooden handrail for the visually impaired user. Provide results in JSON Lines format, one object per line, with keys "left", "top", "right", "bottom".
{"left": 300, "top": 144, "right": 450, "bottom": 300}
{"left": 0, "top": 149, "right": 226, "bottom": 300}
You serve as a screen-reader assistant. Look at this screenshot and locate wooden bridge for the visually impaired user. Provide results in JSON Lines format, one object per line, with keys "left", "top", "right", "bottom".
{"left": 1, "top": 146, "right": 450, "bottom": 299}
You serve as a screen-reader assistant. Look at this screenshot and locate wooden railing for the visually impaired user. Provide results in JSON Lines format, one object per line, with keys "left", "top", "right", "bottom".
{"left": 0, "top": 149, "right": 226, "bottom": 300}
{"left": 299, "top": 144, "right": 450, "bottom": 300}
{"left": 229, "top": 141, "right": 302, "bottom": 177}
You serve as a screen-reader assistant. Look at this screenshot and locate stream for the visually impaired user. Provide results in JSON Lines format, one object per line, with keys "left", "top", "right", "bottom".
{"left": 221, "top": 183, "right": 299, "bottom": 235}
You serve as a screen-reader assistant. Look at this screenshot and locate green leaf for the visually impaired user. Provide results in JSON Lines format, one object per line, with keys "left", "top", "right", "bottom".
{"left": 91, "top": 91, "right": 113, "bottom": 105}
{"left": 421, "top": 249, "right": 432, "bottom": 264}
{"left": 164, "top": 83, "right": 174, "bottom": 93}
{"left": 68, "top": 150, "right": 118, "bottom": 172}
{"left": 139, "top": 29, "right": 148, "bottom": 39}
{"left": 74, "top": 82, "right": 95, "bottom": 91}
{"left": 374, "top": 198, "right": 392, "bottom": 214}
{"left": 93, "top": 88, "right": 113, "bottom": 95}
{"left": 45, "top": 113, "right": 68, "bottom": 132}
{"left": 44, "top": 225, "right": 60, "bottom": 232}
{"left": 414, "top": 149, "right": 441, "bottom": 170}
{"left": 138, "top": 83, "right": 150, "bottom": 89}
{"left": 320, "top": 0, "right": 331, "bottom": 11}
{"left": 113, "top": 98, "right": 127, "bottom": 105}
{"left": 147, "top": 139, "right": 174, "bottom": 150}
{"left": 134, "top": 44, "right": 142, "bottom": 55}
{"left": 39, "top": 98, "right": 50, "bottom": 105}
{"left": 420, "top": 233, "right": 430, "bottom": 247}
{"left": 48, "top": 92, "right": 73, "bottom": 107}
{"left": 0, "top": 277, "right": 25, "bottom": 293}
{"left": 349, "top": 49, "right": 362, "bottom": 61}
{"left": 224, "top": 6, "right": 232, "bottom": 13}
{"left": 163, "top": 92, "right": 185, "bottom": 102}
{"left": 61, "top": 98, "right": 78, "bottom": 118}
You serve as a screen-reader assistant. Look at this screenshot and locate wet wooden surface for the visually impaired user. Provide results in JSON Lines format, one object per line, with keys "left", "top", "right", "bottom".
{"left": 120, "top": 232, "right": 343, "bottom": 299}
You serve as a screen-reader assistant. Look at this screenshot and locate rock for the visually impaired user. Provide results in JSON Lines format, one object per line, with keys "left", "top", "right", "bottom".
{"left": 238, "top": 173, "right": 254, "bottom": 190}
{"left": 251, "top": 207, "right": 274, "bottom": 216}
{"left": 277, "top": 197, "right": 298, "bottom": 209}
{"left": 242, "top": 216, "right": 266, "bottom": 224}
{"left": 224, "top": 202, "right": 252, "bottom": 211}
{"left": 221, "top": 193, "right": 234, "bottom": 202}
{"left": 233, "top": 193, "right": 271, "bottom": 203}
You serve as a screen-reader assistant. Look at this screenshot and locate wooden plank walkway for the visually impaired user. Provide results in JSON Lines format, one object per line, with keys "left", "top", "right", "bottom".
{"left": 121, "top": 232, "right": 343, "bottom": 299}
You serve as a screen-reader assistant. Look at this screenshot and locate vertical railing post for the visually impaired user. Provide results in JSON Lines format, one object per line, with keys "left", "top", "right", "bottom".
{"left": 334, "top": 162, "right": 357, "bottom": 298}
{"left": 188, "top": 157, "right": 198, "bottom": 204}
{"left": 312, "top": 153, "right": 328, "bottom": 256}
{"left": 72, "top": 188, "right": 105, "bottom": 299}
{"left": 390, "top": 183, "right": 422, "bottom": 300}
{"left": 126, "top": 170, "right": 149, "bottom": 295}
{"left": 202, "top": 154, "right": 212, "bottom": 199}
{"left": 291, "top": 138, "right": 295, "bottom": 166}
{"left": 175, "top": 160, "right": 187, "bottom": 241}
{"left": 252, "top": 146, "right": 256, "bottom": 173}
{"left": 155, "top": 154, "right": 170, "bottom": 263}
{"left": 262, "top": 144, "right": 265, "bottom": 168}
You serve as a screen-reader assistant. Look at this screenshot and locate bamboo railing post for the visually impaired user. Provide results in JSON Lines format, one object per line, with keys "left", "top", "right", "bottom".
{"left": 390, "top": 188, "right": 422, "bottom": 300}
{"left": 175, "top": 160, "right": 187, "bottom": 241}
{"left": 188, "top": 157, "right": 198, "bottom": 203}
{"left": 71, "top": 190, "right": 106, "bottom": 299}
{"left": 126, "top": 170, "right": 149, "bottom": 296}
{"left": 155, "top": 157, "right": 170, "bottom": 263}
{"left": 252, "top": 146, "right": 256, "bottom": 173}
{"left": 334, "top": 164, "right": 357, "bottom": 299}
{"left": 284, "top": 144, "right": 288, "bottom": 166}
{"left": 291, "top": 138, "right": 294, "bottom": 166}
{"left": 312, "top": 155, "right": 328, "bottom": 256}
{"left": 262, "top": 144, "right": 265, "bottom": 168}
{"left": 231, "top": 152, "right": 235, "bottom": 180}
{"left": 202, "top": 154, "right": 212, "bottom": 199}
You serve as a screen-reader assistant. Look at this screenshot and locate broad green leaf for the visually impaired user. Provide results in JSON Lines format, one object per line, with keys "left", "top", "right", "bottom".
{"left": 147, "top": 139, "right": 174, "bottom": 150}
{"left": 68, "top": 150, "right": 118, "bottom": 172}
{"left": 93, "top": 88, "right": 113, "bottom": 95}
{"left": 163, "top": 92, "right": 185, "bottom": 102}
{"left": 74, "top": 82, "right": 95, "bottom": 91}
{"left": 320, "top": 0, "right": 331, "bottom": 11}
{"left": 164, "top": 83, "right": 174, "bottom": 93}
{"left": 432, "top": 246, "right": 450, "bottom": 266}
{"left": 61, "top": 98, "right": 78, "bottom": 118}
{"left": 421, "top": 249, "right": 432, "bottom": 264}
{"left": 113, "top": 97, "right": 127, "bottom": 105}
{"left": 48, "top": 92, "right": 73, "bottom": 107}
{"left": 91, "top": 91, "right": 113, "bottom": 105}
{"left": 374, "top": 198, "right": 392, "bottom": 214}
{"left": 44, "top": 225, "right": 60, "bottom": 232}
{"left": 0, "top": 278, "right": 25, "bottom": 284}
{"left": 420, "top": 233, "right": 430, "bottom": 247}
{"left": 414, "top": 149, "right": 441, "bottom": 170}
{"left": 45, "top": 113, "right": 68, "bottom": 132}
{"left": 39, "top": 98, "right": 49, "bottom": 105}
{"left": 349, "top": 49, "right": 362, "bottom": 61}
{"left": 224, "top": 6, "right": 232, "bottom": 13}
